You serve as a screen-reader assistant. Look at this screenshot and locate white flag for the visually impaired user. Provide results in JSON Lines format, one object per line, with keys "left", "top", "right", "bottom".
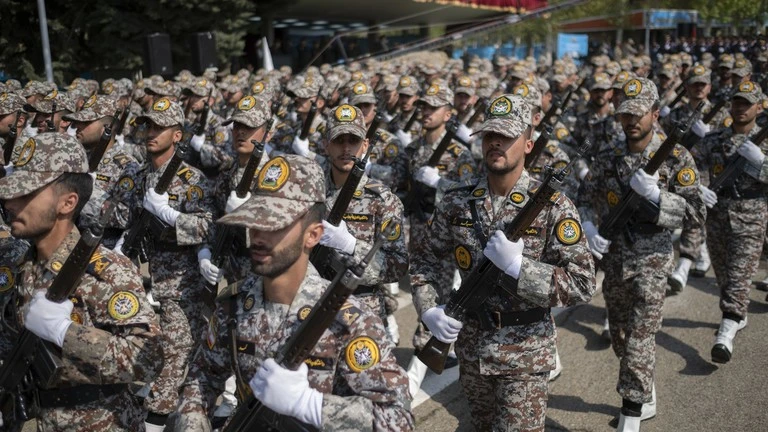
{"left": 262, "top": 36, "right": 274, "bottom": 71}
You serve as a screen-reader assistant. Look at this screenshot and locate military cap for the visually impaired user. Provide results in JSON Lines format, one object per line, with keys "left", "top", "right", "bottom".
{"left": 605, "top": 61, "right": 621, "bottom": 77}
{"left": 590, "top": 55, "right": 608, "bottom": 67}
{"left": 473, "top": 94, "right": 531, "bottom": 139}
{"left": 421, "top": 63, "right": 439, "bottom": 76}
{"left": 658, "top": 63, "right": 678, "bottom": 78}
{"left": 146, "top": 81, "right": 182, "bottom": 98}
{"left": 249, "top": 80, "right": 274, "bottom": 100}
{"left": 616, "top": 78, "right": 659, "bottom": 117}
{"left": 630, "top": 56, "right": 644, "bottom": 69}
{"left": 349, "top": 70, "right": 368, "bottom": 83}
{"left": 183, "top": 77, "right": 216, "bottom": 97}
{"left": 279, "top": 65, "right": 292, "bottom": 77}
{"left": 327, "top": 104, "right": 366, "bottom": 141}
{"left": 455, "top": 76, "right": 476, "bottom": 96}
{"left": 63, "top": 95, "right": 118, "bottom": 122}
{"left": 509, "top": 63, "right": 530, "bottom": 81}
{"left": 757, "top": 52, "right": 768, "bottom": 63}
{"left": 175, "top": 69, "right": 194, "bottom": 84}
{"left": 563, "top": 62, "right": 578, "bottom": 76}
{"left": 25, "top": 89, "right": 76, "bottom": 114}
{"left": 223, "top": 96, "right": 271, "bottom": 129}
{"left": 718, "top": 54, "right": 734, "bottom": 69}
{"left": 0, "top": 83, "right": 6, "bottom": 93}
{"left": 397, "top": 75, "right": 419, "bottom": 96}
{"left": 535, "top": 76, "right": 550, "bottom": 94}
{"left": 731, "top": 58, "right": 752, "bottom": 77}
{"left": 612, "top": 71, "right": 636, "bottom": 90}
{"left": 0, "top": 132, "right": 88, "bottom": 200}
{"left": 732, "top": 81, "right": 762, "bottom": 104}
{"left": 101, "top": 78, "right": 118, "bottom": 96}
{"left": 117, "top": 78, "right": 134, "bottom": 97}
{"left": 589, "top": 72, "right": 613, "bottom": 91}
{"left": 0, "top": 92, "right": 26, "bottom": 115}
{"left": 349, "top": 81, "right": 376, "bottom": 105}
{"left": 137, "top": 97, "right": 184, "bottom": 127}
{"left": 476, "top": 74, "right": 499, "bottom": 99}
{"left": 687, "top": 64, "right": 711, "bottom": 85}
{"left": 4, "top": 80, "right": 22, "bottom": 92}
{"left": 421, "top": 79, "right": 453, "bottom": 107}
{"left": 203, "top": 67, "right": 218, "bottom": 82}
{"left": 680, "top": 52, "right": 693, "bottom": 66}
{"left": 512, "top": 83, "right": 541, "bottom": 109}
{"left": 619, "top": 59, "right": 633, "bottom": 72}
{"left": 217, "top": 154, "right": 325, "bottom": 232}
{"left": 293, "top": 74, "right": 323, "bottom": 99}
{"left": 21, "top": 81, "right": 57, "bottom": 99}
{"left": 382, "top": 74, "right": 399, "bottom": 92}
{"left": 322, "top": 74, "right": 343, "bottom": 99}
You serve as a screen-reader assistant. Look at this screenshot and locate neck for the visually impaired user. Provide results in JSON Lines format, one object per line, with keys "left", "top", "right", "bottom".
{"left": 488, "top": 165, "right": 523, "bottom": 197}
{"left": 151, "top": 145, "right": 175, "bottom": 170}
{"left": 593, "top": 103, "right": 611, "bottom": 116}
{"left": 733, "top": 119, "right": 756, "bottom": 135}
{"left": 237, "top": 152, "right": 250, "bottom": 167}
{"left": 627, "top": 130, "right": 654, "bottom": 153}
{"left": 688, "top": 97, "right": 705, "bottom": 108}
{"left": 425, "top": 123, "right": 446, "bottom": 146}
{"left": 262, "top": 254, "right": 309, "bottom": 305}
{"left": 330, "top": 166, "right": 349, "bottom": 188}
{"left": 35, "top": 221, "right": 74, "bottom": 261}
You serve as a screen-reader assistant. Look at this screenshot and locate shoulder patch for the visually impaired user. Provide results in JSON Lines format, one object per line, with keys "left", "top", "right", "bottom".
{"left": 454, "top": 245, "right": 473, "bottom": 270}
{"left": 381, "top": 218, "right": 402, "bottom": 241}
{"left": 297, "top": 305, "right": 313, "bottom": 321}
{"left": 108, "top": 291, "right": 141, "bottom": 320}
{"left": 555, "top": 218, "right": 582, "bottom": 245}
{"left": 676, "top": 167, "right": 696, "bottom": 186}
{"left": 449, "top": 143, "right": 462, "bottom": 157}
{"left": 384, "top": 142, "right": 399, "bottom": 158}
{"left": 176, "top": 167, "right": 194, "bottom": 182}
{"left": 0, "top": 267, "right": 15, "bottom": 293}
{"left": 345, "top": 336, "right": 380, "bottom": 373}
{"left": 458, "top": 163, "right": 474, "bottom": 177}
{"left": 186, "top": 185, "right": 205, "bottom": 201}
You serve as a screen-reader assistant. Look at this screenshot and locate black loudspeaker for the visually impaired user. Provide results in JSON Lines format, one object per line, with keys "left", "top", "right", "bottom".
{"left": 189, "top": 32, "right": 218, "bottom": 75}
{"left": 677, "top": 23, "right": 696, "bottom": 38}
{"left": 144, "top": 33, "right": 173, "bottom": 76}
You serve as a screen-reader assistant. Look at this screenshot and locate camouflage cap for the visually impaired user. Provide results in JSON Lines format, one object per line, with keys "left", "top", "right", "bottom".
{"left": 63, "top": 95, "right": 118, "bottom": 122}
{"left": 25, "top": 89, "right": 77, "bottom": 114}
{"left": 183, "top": 77, "right": 216, "bottom": 97}
{"left": 421, "top": 79, "right": 453, "bottom": 107}
{"left": 605, "top": 61, "right": 621, "bottom": 77}
{"left": 21, "top": 81, "right": 57, "bottom": 98}
{"left": 619, "top": 59, "right": 633, "bottom": 72}
{"left": 421, "top": 63, "right": 439, "bottom": 75}
{"left": 0, "top": 132, "right": 88, "bottom": 200}
{"left": 349, "top": 81, "right": 376, "bottom": 105}
{"left": 612, "top": 71, "right": 636, "bottom": 90}
{"left": 718, "top": 53, "right": 735, "bottom": 69}
{"left": 616, "top": 78, "right": 659, "bottom": 117}
{"left": 116, "top": 78, "right": 134, "bottom": 97}
{"left": 327, "top": 104, "right": 366, "bottom": 141}
{"left": 249, "top": 80, "right": 275, "bottom": 100}
{"left": 680, "top": 52, "right": 693, "bottom": 66}
{"left": 658, "top": 63, "right": 678, "bottom": 78}
{"left": 321, "top": 74, "right": 343, "bottom": 99}
{"left": 217, "top": 155, "right": 325, "bottom": 232}
{"left": 535, "top": 76, "right": 550, "bottom": 94}
{"left": 455, "top": 76, "right": 476, "bottom": 96}
{"left": 146, "top": 81, "right": 181, "bottom": 98}
{"left": 349, "top": 70, "right": 368, "bottom": 83}
{"left": 175, "top": 69, "right": 194, "bottom": 84}
{"left": 512, "top": 83, "right": 541, "bottom": 109}
{"left": 223, "top": 96, "right": 271, "bottom": 128}
{"left": 382, "top": 74, "right": 399, "bottom": 92}
{"left": 137, "top": 97, "right": 184, "bottom": 127}
{"left": 731, "top": 58, "right": 753, "bottom": 77}
{"left": 589, "top": 72, "right": 613, "bottom": 91}
{"left": 630, "top": 56, "right": 644, "bottom": 69}
{"left": 732, "top": 81, "right": 762, "bottom": 104}
{"left": 509, "top": 63, "right": 530, "bottom": 81}
{"left": 473, "top": 94, "right": 531, "bottom": 139}
{"left": 101, "top": 78, "right": 118, "bottom": 96}
{"left": 0, "top": 92, "right": 26, "bottom": 115}
{"left": 397, "top": 75, "right": 419, "bottom": 97}
{"left": 687, "top": 64, "right": 711, "bottom": 85}
{"left": 293, "top": 74, "right": 323, "bottom": 99}
{"left": 4, "top": 79, "right": 21, "bottom": 92}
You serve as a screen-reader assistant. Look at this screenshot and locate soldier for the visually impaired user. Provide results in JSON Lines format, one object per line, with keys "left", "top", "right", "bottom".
{"left": 23, "top": 89, "right": 76, "bottom": 135}
{"left": 0, "top": 91, "right": 27, "bottom": 164}
{"left": 64, "top": 95, "right": 141, "bottom": 249}
{"left": 114, "top": 97, "right": 215, "bottom": 431}
{"left": 277, "top": 75, "right": 328, "bottom": 156}
{"left": 572, "top": 73, "right": 615, "bottom": 153}
{"left": 694, "top": 81, "right": 768, "bottom": 364}
{"left": 410, "top": 93, "right": 596, "bottom": 431}
{"left": 578, "top": 78, "right": 705, "bottom": 431}
{"left": 182, "top": 78, "right": 234, "bottom": 175}
{"left": 175, "top": 154, "right": 414, "bottom": 431}
{"left": 393, "top": 75, "right": 423, "bottom": 144}
{"left": 0, "top": 132, "right": 162, "bottom": 430}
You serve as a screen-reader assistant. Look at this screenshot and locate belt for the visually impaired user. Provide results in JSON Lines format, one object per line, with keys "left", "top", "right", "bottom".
{"left": 37, "top": 384, "right": 128, "bottom": 409}
{"left": 153, "top": 241, "right": 196, "bottom": 253}
{"left": 626, "top": 223, "right": 664, "bottom": 235}
{"left": 470, "top": 307, "right": 549, "bottom": 330}
{"left": 720, "top": 188, "right": 767, "bottom": 200}
{"left": 353, "top": 285, "right": 379, "bottom": 296}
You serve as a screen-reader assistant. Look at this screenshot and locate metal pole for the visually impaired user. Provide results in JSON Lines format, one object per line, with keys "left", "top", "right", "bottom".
{"left": 36, "top": 0, "right": 54, "bottom": 83}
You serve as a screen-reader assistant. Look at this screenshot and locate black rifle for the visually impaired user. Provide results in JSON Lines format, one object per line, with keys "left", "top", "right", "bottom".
{"left": 206, "top": 119, "right": 273, "bottom": 302}
{"left": 3, "top": 111, "right": 21, "bottom": 165}
{"left": 46, "top": 102, "right": 56, "bottom": 132}
{"left": 194, "top": 87, "right": 214, "bottom": 137}
{"left": 598, "top": 103, "right": 704, "bottom": 241}
{"left": 417, "top": 141, "right": 590, "bottom": 374}
{"left": 309, "top": 133, "right": 379, "bottom": 280}
{"left": 88, "top": 110, "right": 121, "bottom": 173}
{"left": 702, "top": 93, "right": 730, "bottom": 125}
{"left": 708, "top": 125, "right": 768, "bottom": 195}
{"left": 664, "top": 81, "right": 688, "bottom": 111}
{"left": 0, "top": 199, "right": 116, "bottom": 430}
{"left": 121, "top": 142, "right": 189, "bottom": 260}
{"left": 401, "top": 120, "right": 460, "bottom": 222}
{"left": 223, "top": 230, "right": 390, "bottom": 432}
{"left": 525, "top": 87, "right": 576, "bottom": 168}
{"left": 464, "top": 98, "right": 488, "bottom": 130}
{"left": 299, "top": 101, "right": 317, "bottom": 141}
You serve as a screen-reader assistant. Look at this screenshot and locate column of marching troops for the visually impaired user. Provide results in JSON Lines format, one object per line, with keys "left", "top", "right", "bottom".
{"left": 0, "top": 41, "right": 767, "bottom": 432}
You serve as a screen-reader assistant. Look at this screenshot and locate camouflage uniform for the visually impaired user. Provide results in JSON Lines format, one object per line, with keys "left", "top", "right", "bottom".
{"left": 577, "top": 79, "right": 705, "bottom": 407}
{"left": 0, "top": 91, "right": 26, "bottom": 164}
{"left": 272, "top": 74, "right": 328, "bottom": 156}
{"left": 411, "top": 95, "right": 595, "bottom": 431}
{"left": 182, "top": 78, "right": 234, "bottom": 175}
{"left": 0, "top": 133, "right": 162, "bottom": 431}
{"left": 176, "top": 154, "right": 414, "bottom": 431}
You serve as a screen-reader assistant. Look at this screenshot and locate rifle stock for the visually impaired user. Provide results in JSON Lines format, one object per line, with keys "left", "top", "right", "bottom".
{"left": 195, "top": 87, "right": 214, "bottom": 136}
{"left": 702, "top": 92, "right": 731, "bottom": 124}
{"left": 299, "top": 103, "right": 317, "bottom": 141}
{"left": 464, "top": 98, "right": 488, "bottom": 129}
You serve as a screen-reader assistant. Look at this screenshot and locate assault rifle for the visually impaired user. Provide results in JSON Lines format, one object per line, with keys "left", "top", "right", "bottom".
{"left": 598, "top": 103, "right": 704, "bottom": 241}
{"left": 0, "top": 199, "right": 116, "bottom": 430}
{"left": 702, "top": 92, "right": 731, "bottom": 125}
{"left": 88, "top": 110, "right": 121, "bottom": 172}
{"left": 664, "top": 81, "right": 688, "bottom": 111}
{"left": 418, "top": 141, "right": 591, "bottom": 374}
{"left": 195, "top": 87, "right": 214, "bottom": 136}
{"left": 46, "top": 102, "right": 56, "bottom": 132}
{"left": 299, "top": 83, "right": 329, "bottom": 141}
{"left": 223, "top": 229, "right": 391, "bottom": 432}
{"left": 309, "top": 132, "right": 380, "bottom": 280}
{"left": 525, "top": 87, "right": 576, "bottom": 168}
{"left": 708, "top": 125, "right": 768, "bottom": 195}
{"left": 3, "top": 111, "right": 21, "bottom": 165}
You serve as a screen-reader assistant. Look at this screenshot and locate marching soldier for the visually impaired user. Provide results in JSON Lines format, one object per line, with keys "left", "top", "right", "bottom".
{"left": 0, "top": 91, "right": 27, "bottom": 164}
{"left": 182, "top": 78, "right": 234, "bottom": 176}
{"left": 175, "top": 154, "right": 414, "bottom": 431}
{"left": 410, "top": 94, "right": 595, "bottom": 430}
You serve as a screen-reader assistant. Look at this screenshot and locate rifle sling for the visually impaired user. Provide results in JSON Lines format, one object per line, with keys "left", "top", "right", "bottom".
{"left": 468, "top": 199, "right": 488, "bottom": 248}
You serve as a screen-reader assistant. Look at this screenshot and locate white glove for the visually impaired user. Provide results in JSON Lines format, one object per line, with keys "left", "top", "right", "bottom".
{"left": 24, "top": 291, "right": 73, "bottom": 348}
{"left": 483, "top": 230, "right": 524, "bottom": 279}
{"left": 67, "top": 125, "right": 77, "bottom": 137}
{"left": 364, "top": 159, "right": 372, "bottom": 175}
{"left": 629, "top": 170, "right": 661, "bottom": 203}
{"left": 415, "top": 166, "right": 441, "bottom": 188}
{"left": 578, "top": 167, "right": 590, "bottom": 181}
{"left": 3, "top": 164, "right": 14, "bottom": 176}
{"left": 24, "top": 121, "right": 38, "bottom": 137}
{"left": 115, "top": 134, "right": 126, "bottom": 147}
{"left": 146, "top": 291, "right": 161, "bottom": 309}
{"left": 699, "top": 185, "right": 718, "bottom": 208}
{"left": 288, "top": 111, "right": 298, "bottom": 123}
{"left": 456, "top": 123, "right": 473, "bottom": 143}
{"left": 737, "top": 140, "right": 766, "bottom": 167}
{"left": 143, "top": 187, "right": 181, "bottom": 226}
{"left": 249, "top": 359, "right": 323, "bottom": 428}
{"left": 691, "top": 119, "right": 710, "bottom": 138}
{"left": 292, "top": 136, "right": 310, "bottom": 157}
{"left": 190, "top": 133, "right": 206, "bottom": 152}
{"left": 320, "top": 220, "right": 357, "bottom": 255}
{"left": 369, "top": 164, "right": 394, "bottom": 184}
{"left": 198, "top": 248, "right": 222, "bottom": 285}
{"left": 225, "top": 191, "right": 251, "bottom": 213}
{"left": 659, "top": 105, "right": 671, "bottom": 118}
{"left": 395, "top": 129, "right": 411, "bottom": 145}
{"left": 583, "top": 221, "right": 611, "bottom": 259}
{"left": 421, "top": 306, "right": 463, "bottom": 344}
{"left": 113, "top": 233, "right": 126, "bottom": 256}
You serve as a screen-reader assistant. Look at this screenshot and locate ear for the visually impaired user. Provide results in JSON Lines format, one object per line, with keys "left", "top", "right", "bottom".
{"left": 304, "top": 221, "right": 323, "bottom": 249}
{"left": 523, "top": 135, "right": 535, "bottom": 155}
{"left": 57, "top": 190, "right": 79, "bottom": 217}
{"left": 442, "top": 106, "right": 452, "bottom": 122}
{"left": 316, "top": 98, "right": 326, "bottom": 110}
{"left": 360, "top": 138, "right": 369, "bottom": 157}
{"left": 173, "top": 128, "right": 184, "bottom": 143}
{"left": 651, "top": 109, "right": 660, "bottom": 122}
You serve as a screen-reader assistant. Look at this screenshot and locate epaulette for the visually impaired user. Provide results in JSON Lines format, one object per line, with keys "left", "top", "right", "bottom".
{"left": 176, "top": 166, "right": 195, "bottom": 183}
{"left": 447, "top": 181, "right": 478, "bottom": 195}
{"left": 316, "top": 123, "right": 326, "bottom": 135}
{"left": 447, "top": 143, "right": 462, "bottom": 157}
{"left": 363, "top": 181, "right": 387, "bottom": 196}
{"left": 215, "top": 279, "right": 246, "bottom": 303}
{"left": 85, "top": 250, "right": 113, "bottom": 281}
{"left": 112, "top": 154, "right": 133, "bottom": 168}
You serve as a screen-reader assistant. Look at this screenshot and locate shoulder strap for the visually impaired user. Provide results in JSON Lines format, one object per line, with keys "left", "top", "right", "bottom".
{"left": 468, "top": 199, "right": 488, "bottom": 248}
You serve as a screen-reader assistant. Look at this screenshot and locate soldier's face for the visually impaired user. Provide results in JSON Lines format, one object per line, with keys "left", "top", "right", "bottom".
{"left": 73, "top": 119, "right": 105, "bottom": 147}
{"left": 687, "top": 82, "right": 710, "bottom": 100}
{"left": 295, "top": 97, "right": 316, "bottom": 114}
{"left": 327, "top": 134, "right": 368, "bottom": 173}
{"left": 590, "top": 89, "right": 612, "bottom": 107}
{"left": 145, "top": 122, "right": 181, "bottom": 155}
{"left": 619, "top": 109, "right": 658, "bottom": 142}
{"left": 454, "top": 93, "right": 472, "bottom": 112}
{"left": 541, "top": 91, "right": 553, "bottom": 112}
{"left": 730, "top": 98, "right": 762, "bottom": 125}
{"left": 248, "top": 214, "right": 321, "bottom": 278}
{"left": 0, "top": 113, "right": 17, "bottom": 135}
{"left": 398, "top": 94, "right": 418, "bottom": 111}
{"left": 233, "top": 122, "right": 267, "bottom": 155}
{"left": 482, "top": 131, "right": 532, "bottom": 175}
{"left": 358, "top": 103, "right": 376, "bottom": 125}
{"left": 187, "top": 95, "right": 205, "bottom": 113}
{"left": 421, "top": 104, "right": 451, "bottom": 130}
{"left": 4, "top": 183, "right": 77, "bottom": 241}
{"left": 34, "top": 111, "right": 62, "bottom": 133}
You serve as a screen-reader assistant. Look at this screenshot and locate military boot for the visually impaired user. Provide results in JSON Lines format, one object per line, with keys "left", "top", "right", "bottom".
{"left": 711, "top": 317, "right": 748, "bottom": 363}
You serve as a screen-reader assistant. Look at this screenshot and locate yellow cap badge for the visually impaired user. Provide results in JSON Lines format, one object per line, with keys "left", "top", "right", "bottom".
{"left": 514, "top": 84, "right": 530, "bottom": 97}
{"left": 153, "top": 97, "right": 171, "bottom": 111}
{"left": 426, "top": 84, "right": 440, "bottom": 96}
{"left": 624, "top": 79, "right": 643, "bottom": 97}
{"left": 258, "top": 156, "right": 291, "bottom": 192}
{"left": 15, "top": 138, "right": 36, "bottom": 167}
{"left": 353, "top": 82, "right": 368, "bottom": 95}
{"left": 238, "top": 96, "right": 256, "bottom": 111}
{"left": 489, "top": 96, "right": 513, "bottom": 116}
{"left": 334, "top": 104, "right": 357, "bottom": 122}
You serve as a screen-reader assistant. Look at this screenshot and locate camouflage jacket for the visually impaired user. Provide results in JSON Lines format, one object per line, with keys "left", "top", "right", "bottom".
{"left": 661, "top": 99, "right": 729, "bottom": 134}
{"left": 182, "top": 110, "right": 234, "bottom": 173}
{"left": 693, "top": 125, "right": 768, "bottom": 191}
{"left": 272, "top": 112, "right": 328, "bottom": 156}
{"left": 405, "top": 128, "right": 477, "bottom": 194}
{"left": 177, "top": 266, "right": 414, "bottom": 431}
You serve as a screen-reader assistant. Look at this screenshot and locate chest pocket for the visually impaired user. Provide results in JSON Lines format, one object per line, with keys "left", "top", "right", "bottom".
{"left": 343, "top": 212, "right": 375, "bottom": 244}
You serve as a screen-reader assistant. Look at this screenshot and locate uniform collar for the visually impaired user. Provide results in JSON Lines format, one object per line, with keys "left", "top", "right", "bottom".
{"left": 243, "top": 264, "right": 329, "bottom": 319}
{"left": 39, "top": 227, "right": 81, "bottom": 276}
{"left": 469, "top": 171, "right": 531, "bottom": 208}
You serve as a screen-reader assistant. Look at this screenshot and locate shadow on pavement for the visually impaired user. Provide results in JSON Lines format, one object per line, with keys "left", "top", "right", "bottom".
{"left": 655, "top": 329, "right": 718, "bottom": 376}
{"left": 423, "top": 381, "right": 474, "bottom": 432}
{"left": 547, "top": 394, "right": 617, "bottom": 417}
{"left": 556, "top": 304, "right": 613, "bottom": 352}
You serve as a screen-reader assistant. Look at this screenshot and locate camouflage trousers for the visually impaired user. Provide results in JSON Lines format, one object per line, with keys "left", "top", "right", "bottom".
{"left": 678, "top": 208, "right": 705, "bottom": 261}
{"left": 39, "top": 392, "right": 145, "bottom": 432}
{"left": 706, "top": 198, "right": 768, "bottom": 319}
{"left": 459, "top": 358, "right": 548, "bottom": 432}
{"left": 145, "top": 299, "right": 195, "bottom": 415}
{"left": 603, "top": 270, "right": 666, "bottom": 404}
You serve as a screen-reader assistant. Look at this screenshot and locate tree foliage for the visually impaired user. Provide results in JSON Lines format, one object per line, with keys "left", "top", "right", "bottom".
{"left": 0, "top": 0, "right": 255, "bottom": 83}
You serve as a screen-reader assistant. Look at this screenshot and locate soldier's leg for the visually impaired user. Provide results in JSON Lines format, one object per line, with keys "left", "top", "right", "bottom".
{"left": 494, "top": 372, "right": 549, "bottom": 432}
{"left": 602, "top": 271, "right": 632, "bottom": 359}
{"left": 669, "top": 216, "right": 702, "bottom": 293}
{"left": 458, "top": 357, "right": 496, "bottom": 432}
{"left": 691, "top": 227, "right": 711, "bottom": 278}
{"left": 705, "top": 211, "right": 730, "bottom": 292}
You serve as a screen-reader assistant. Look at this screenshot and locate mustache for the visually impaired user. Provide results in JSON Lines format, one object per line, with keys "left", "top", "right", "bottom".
{"left": 249, "top": 245, "right": 272, "bottom": 254}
